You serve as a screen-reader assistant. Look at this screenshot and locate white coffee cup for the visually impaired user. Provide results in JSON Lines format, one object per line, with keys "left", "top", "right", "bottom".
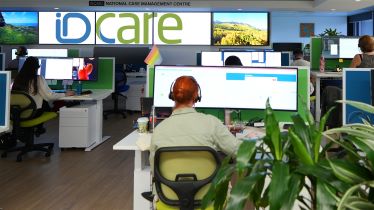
{"left": 137, "top": 117, "right": 149, "bottom": 133}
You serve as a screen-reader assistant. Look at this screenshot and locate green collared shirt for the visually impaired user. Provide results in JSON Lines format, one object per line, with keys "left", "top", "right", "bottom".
{"left": 149, "top": 107, "right": 241, "bottom": 173}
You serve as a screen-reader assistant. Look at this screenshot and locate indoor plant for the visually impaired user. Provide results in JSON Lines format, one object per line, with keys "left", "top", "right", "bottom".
{"left": 201, "top": 100, "right": 374, "bottom": 210}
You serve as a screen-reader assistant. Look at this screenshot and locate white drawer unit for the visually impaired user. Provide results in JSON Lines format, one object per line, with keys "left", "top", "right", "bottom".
{"left": 59, "top": 104, "right": 96, "bottom": 148}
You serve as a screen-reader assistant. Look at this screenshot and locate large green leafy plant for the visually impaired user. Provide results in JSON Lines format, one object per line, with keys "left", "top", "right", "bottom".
{"left": 202, "top": 100, "right": 374, "bottom": 210}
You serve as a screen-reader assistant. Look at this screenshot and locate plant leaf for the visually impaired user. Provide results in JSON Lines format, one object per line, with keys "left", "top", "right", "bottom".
{"left": 291, "top": 114, "right": 312, "bottom": 155}
{"left": 289, "top": 128, "right": 314, "bottom": 166}
{"left": 269, "top": 161, "right": 291, "bottom": 210}
{"left": 236, "top": 141, "right": 256, "bottom": 176}
{"left": 226, "top": 172, "right": 265, "bottom": 210}
{"left": 328, "top": 159, "right": 372, "bottom": 185}
{"left": 265, "top": 99, "right": 282, "bottom": 160}
{"left": 338, "top": 181, "right": 374, "bottom": 210}
{"left": 316, "top": 180, "right": 338, "bottom": 210}
{"left": 338, "top": 100, "right": 374, "bottom": 114}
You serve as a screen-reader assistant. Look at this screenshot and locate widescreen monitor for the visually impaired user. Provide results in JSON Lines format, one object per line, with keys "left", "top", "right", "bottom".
{"left": 153, "top": 65, "right": 298, "bottom": 111}
{"left": 201, "top": 52, "right": 224, "bottom": 66}
{"left": 272, "top": 43, "right": 302, "bottom": 52}
{"left": 0, "top": 71, "right": 11, "bottom": 133}
{"left": 18, "top": 57, "right": 74, "bottom": 80}
{"left": 212, "top": 12, "right": 269, "bottom": 46}
{"left": 201, "top": 51, "right": 282, "bottom": 67}
{"left": 11, "top": 49, "right": 68, "bottom": 60}
{"left": 0, "top": 12, "right": 38, "bottom": 45}
{"left": 72, "top": 57, "right": 98, "bottom": 81}
{"left": 339, "top": 38, "right": 360, "bottom": 59}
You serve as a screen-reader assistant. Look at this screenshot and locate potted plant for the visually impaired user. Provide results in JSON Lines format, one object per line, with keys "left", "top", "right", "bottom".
{"left": 318, "top": 28, "right": 342, "bottom": 37}
{"left": 201, "top": 100, "right": 374, "bottom": 210}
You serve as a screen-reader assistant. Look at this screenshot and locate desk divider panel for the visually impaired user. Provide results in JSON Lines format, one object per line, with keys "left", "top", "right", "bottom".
{"left": 0, "top": 53, "right": 5, "bottom": 71}
{"left": 148, "top": 66, "right": 310, "bottom": 123}
{"left": 343, "top": 68, "right": 374, "bottom": 125}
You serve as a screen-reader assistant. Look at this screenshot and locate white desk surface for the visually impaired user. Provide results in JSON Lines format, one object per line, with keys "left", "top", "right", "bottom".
{"left": 311, "top": 71, "right": 342, "bottom": 78}
{"left": 60, "top": 89, "right": 112, "bottom": 101}
{"left": 113, "top": 130, "right": 151, "bottom": 151}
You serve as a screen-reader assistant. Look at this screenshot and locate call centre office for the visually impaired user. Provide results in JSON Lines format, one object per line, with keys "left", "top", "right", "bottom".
{"left": 0, "top": 0, "right": 374, "bottom": 209}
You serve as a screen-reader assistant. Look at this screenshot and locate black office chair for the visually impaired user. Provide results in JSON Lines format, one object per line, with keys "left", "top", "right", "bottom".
{"left": 1, "top": 91, "right": 56, "bottom": 162}
{"left": 321, "top": 86, "right": 342, "bottom": 129}
{"left": 153, "top": 146, "right": 221, "bottom": 210}
{"left": 103, "top": 64, "right": 130, "bottom": 119}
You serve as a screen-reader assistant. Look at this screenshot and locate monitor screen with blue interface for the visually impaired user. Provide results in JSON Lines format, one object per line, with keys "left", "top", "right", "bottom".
{"left": 154, "top": 66, "right": 298, "bottom": 110}
{"left": 201, "top": 51, "right": 282, "bottom": 67}
{"left": 12, "top": 49, "right": 68, "bottom": 60}
{"left": 0, "top": 71, "right": 11, "bottom": 133}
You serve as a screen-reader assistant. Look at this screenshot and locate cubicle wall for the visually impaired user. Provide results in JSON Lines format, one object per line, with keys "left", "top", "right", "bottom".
{"left": 343, "top": 68, "right": 374, "bottom": 124}
{"left": 0, "top": 71, "right": 11, "bottom": 133}
{"left": 147, "top": 66, "right": 310, "bottom": 122}
{"left": 0, "top": 53, "right": 5, "bottom": 71}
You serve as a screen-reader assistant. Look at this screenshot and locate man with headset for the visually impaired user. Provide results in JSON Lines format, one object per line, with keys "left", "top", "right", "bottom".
{"left": 149, "top": 76, "right": 241, "bottom": 172}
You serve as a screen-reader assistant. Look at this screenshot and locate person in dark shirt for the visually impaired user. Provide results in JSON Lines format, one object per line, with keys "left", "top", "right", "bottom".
{"left": 350, "top": 35, "right": 374, "bottom": 68}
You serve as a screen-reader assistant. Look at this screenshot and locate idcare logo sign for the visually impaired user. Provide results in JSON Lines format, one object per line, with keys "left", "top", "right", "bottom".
{"left": 95, "top": 12, "right": 153, "bottom": 44}
{"left": 153, "top": 12, "right": 211, "bottom": 45}
{"left": 39, "top": 12, "right": 211, "bottom": 45}
{"left": 39, "top": 12, "right": 96, "bottom": 44}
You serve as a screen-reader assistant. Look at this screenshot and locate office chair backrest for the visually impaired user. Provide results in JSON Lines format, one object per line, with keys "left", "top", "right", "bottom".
{"left": 115, "top": 64, "right": 127, "bottom": 91}
{"left": 154, "top": 146, "right": 221, "bottom": 210}
{"left": 10, "top": 91, "right": 36, "bottom": 121}
{"left": 321, "top": 86, "right": 342, "bottom": 129}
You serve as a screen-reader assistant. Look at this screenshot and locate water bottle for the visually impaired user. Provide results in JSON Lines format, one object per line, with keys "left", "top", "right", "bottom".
{"left": 76, "top": 81, "right": 82, "bottom": 95}
{"left": 72, "top": 66, "right": 78, "bottom": 80}
{"left": 319, "top": 56, "right": 325, "bottom": 73}
{"left": 149, "top": 106, "right": 156, "bottom": 133}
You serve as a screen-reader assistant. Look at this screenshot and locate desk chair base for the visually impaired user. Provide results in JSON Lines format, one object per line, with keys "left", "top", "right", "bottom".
{"left": 1, "top": 143, "right": 54, "bottom": 162}
{"left": 103, "top": 109, "right": 127, "bottom": 120}
{"left": 1, "top": 127, "right": 54, "bottom": 162}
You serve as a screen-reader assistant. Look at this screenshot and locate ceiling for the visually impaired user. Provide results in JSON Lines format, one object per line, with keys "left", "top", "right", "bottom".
{"left": 0, "top": 0, "right": 373, "bottom": 14}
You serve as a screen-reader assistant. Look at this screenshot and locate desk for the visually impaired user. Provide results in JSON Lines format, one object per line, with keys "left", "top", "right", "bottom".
{"left": 113, "top": 130, "right": 152, "bottom": 210}
{"left": 60, "top": 89, "right": 112, "bottom": 151}
{"left": 311, "top": 72, "right": 342, "bottom": 122}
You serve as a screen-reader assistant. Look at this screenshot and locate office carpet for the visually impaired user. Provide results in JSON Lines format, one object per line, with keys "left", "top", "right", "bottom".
{"left": 0, "top": 98, "right": 140, "bottom": 210}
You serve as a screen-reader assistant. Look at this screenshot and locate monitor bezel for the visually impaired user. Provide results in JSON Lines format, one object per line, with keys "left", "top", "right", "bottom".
{"left": 0, "top": 71, "right": 11, "bottom": 133}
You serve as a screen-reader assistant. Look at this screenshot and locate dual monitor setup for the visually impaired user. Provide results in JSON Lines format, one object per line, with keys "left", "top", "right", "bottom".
{"left": 322, "top": 37, "right": 363, "bottom": 59}
{"left": 153, "top": 65, "right": 298, "bottom": 111}
{"left": 18, "top": 57, "right": 98, "bottom": 81}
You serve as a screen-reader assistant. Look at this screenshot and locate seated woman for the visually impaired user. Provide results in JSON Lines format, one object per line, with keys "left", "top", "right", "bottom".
{"left": 12, "top": 56, "right": 74, "bottom": 135}
{"left": 149, "top": 76, "right": 241, "bottom": 172}
{"left": 350, "top": 35, "right": 374, "bottom": 68}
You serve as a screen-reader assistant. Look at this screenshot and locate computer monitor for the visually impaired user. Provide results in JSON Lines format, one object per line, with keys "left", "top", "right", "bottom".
{"left": 0, "top": 71, "right": 11, "bottom": 133}
{"left": 272, "top": 43, "right": 302, "bottom": 52}
{"left": 12, "top": 48, "right": 68, "bottom": 60}
{"left": 72, "top": 57, "right": 98, "bottom": 81}
{"left": 201, "top": 51, "right": 282, "bottom": 67}
{"left": 339, "top": 37, "right": 361, "bottom": 59}
{"left": 0, "top": 53, "right": 5, "bottom": 70}
{"left": 201, "top": 52, "right": 224, "bottom": 66}
{"left": 153, "top": 65, "right": 298, "bottom": 111}
{"left": 18, "top": 57, "right": 73, "bottom": 80}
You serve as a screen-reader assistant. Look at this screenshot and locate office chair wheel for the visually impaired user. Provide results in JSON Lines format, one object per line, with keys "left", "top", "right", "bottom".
{"left": 16, "top": 156, "right": 22, "bottom": 162}
{"left": 45, "top": 152, "right": 51, "bottom": 157}
{"left": 1, "top": 152, "right": 7, "bottom": 158}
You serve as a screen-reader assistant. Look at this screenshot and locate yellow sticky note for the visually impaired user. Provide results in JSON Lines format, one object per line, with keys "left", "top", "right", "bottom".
{"left": 339, "top": 59, "right": 344, "bottom": 63}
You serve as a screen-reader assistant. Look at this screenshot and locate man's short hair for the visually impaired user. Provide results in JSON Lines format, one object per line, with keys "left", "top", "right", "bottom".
{"left": 293, "top": 49, "right": 304, "bottom": 57}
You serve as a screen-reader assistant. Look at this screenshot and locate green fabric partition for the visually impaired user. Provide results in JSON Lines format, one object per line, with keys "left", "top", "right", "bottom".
{"left": 67, "top": 49, "right": 79, "bottom": 58}
{"left": 149, "top": 66, "right": 310, "bottom": 122}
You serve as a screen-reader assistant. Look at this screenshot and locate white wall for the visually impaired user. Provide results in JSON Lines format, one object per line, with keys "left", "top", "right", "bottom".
{"left": 271, "top": 12, "right": 347, "bottom": 46}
